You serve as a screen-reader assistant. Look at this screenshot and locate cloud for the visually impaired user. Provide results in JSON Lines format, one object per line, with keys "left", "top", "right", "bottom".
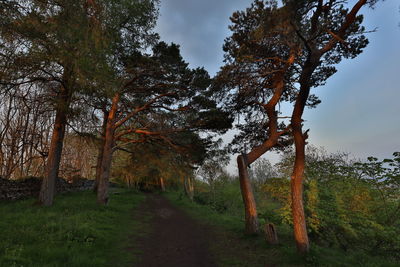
{"left": 155, "top": 0, "right": 251, "bottom": 75}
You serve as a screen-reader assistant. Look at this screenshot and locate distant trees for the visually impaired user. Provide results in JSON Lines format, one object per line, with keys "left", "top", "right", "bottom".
{"left": 250, "top": 158, "right": 278, "bottom": 186}
{"left": 219, "top": 0, "right": 379, "bottom": 252}
{"left": 0, "top": 0, "right": 113, "bottom": 205}
{"left": 0, "top": 0, "right": 166, "bottom": 205}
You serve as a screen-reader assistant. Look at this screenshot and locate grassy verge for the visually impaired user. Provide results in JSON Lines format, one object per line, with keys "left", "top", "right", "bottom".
{"left": 164, "top": 191, "right": 303, "bottom": 266}
{"left": 165, "top": 191, "right": 398, "bottom": 267}
{"left": 0, "top": 189, "right": 145, "bottom": 267}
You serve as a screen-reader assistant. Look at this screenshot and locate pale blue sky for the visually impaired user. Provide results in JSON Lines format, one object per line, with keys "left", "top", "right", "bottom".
{"left": 155, "top": 0, "right": 400, "bottom": 169}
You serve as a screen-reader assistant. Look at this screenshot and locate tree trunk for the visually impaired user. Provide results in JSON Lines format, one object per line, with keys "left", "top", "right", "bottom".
{"left": 264, "top": 223, "right": 279, "bottom": 245}
{"left": 38, "top": 89, "right": 70, "bottom": 206}
{"left": 290, "top": 68, "right": 313, "bottom": 253}
{"left": 97, "top": 94, "right": 119, "bottom": 205}
{"left": 290, "top": 122, "right": 310, "bottom": 253}
{"left": 237, "top": 154, "right": 259, "bottom": 234}
{"left": 38, "top": 66, "right": 73, "bottom": 206}
{"left": 160, "top": 177, "right": 165, "bottom": 192}
{"left": 93, "top": 110, "right": 108, "bottom": 192}
{"left": 184, "top": 176, "right": 194, "bottom": 201}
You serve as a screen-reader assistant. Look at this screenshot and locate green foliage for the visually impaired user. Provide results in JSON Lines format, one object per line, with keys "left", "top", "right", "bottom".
{"left": 262, "top": 148, "right": 400, "bottom": 260}
{"left": 0, "top": 190, "right": 145, "bottom": 266}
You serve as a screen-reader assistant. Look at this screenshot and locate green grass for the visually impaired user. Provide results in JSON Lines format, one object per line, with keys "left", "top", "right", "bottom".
{"left": 165, "top": 191, "right": 399, "bottom": 267}
{"left": 0, "top": 189, "right": 145, "bottom": 267}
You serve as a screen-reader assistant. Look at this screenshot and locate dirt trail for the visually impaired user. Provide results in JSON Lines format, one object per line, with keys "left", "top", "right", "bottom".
{"left": 134, "top": 194, "right": 216, "bottom": 267}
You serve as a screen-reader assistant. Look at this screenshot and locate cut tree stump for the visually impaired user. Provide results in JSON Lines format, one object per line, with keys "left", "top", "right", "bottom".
{"left": 264, "top": 223, "right": 279, "bottom": 245}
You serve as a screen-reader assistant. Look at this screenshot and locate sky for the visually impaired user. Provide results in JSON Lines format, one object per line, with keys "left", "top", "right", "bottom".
{"left": 154, "top": 0, "right": 400, "bottom": 172}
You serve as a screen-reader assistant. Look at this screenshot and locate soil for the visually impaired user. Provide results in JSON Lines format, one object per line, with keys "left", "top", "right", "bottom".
{"left": 133, "top": 194, "right": 216, "bottom": 267}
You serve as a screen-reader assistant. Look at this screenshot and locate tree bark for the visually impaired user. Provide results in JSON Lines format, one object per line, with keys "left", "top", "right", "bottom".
{"left": 237, "top": 154, "right": 259, "bottom": 234}
{"left": 97, "top": 94, "right": 119, "bottom": 205}
{"left": 290, "top": 121, "right": 310, "bottom": 254}
{"left": 93, "top": 110, "right": 108, "bottom": 192}
{"left": 184, "top": 176, "right": 194, "bottom": 201}
{"left": 39, "top": 87, "right": 70, "bottom": 206}
{"left": 264, "top": 223, "right": 279, "bottom": 245}
{"left": 160, "top": 177, "right": 165, "bottom": 192}
{"left": 288, "top": 54, "right": 318, "bottom": 253}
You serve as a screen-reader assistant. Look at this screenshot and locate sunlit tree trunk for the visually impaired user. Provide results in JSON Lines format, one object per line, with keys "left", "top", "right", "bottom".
{"left": 290, "top": 121, "right": 309, "bottom": 253}
{"left": 237, "top": 154, "right": 259, "bottom": 234}
{"left": 235, "top": 62, "right": 294, "bottom": 235}
{"left": 97, "top": 94, "right": 119, "bottom": 205}
{"left": 39, "top": 85, "right": 71, "bottom": 206}
{"left": 289, "top": 57, "right": 316, "bottom": 253}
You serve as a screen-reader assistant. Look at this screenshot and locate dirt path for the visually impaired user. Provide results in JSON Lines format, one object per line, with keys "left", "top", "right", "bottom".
{"left": 134, "top": 194, "right": 216, "bottom": 267}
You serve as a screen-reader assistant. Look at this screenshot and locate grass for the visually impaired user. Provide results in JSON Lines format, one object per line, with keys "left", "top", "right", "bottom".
{"left": 0, "top": 189, "right": 145, "bottom": 267}
{"left": 1, "top": 188, "right": 396, "bottom": 266}
{"left": 165, "top": 190, "right": 399, "bottom": 267}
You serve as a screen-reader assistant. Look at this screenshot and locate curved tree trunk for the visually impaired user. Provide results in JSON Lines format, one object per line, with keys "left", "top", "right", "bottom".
{"left": 97, "top": 94, "right": 119, "bottom": 205}
{"left": 290, "top": 122, "right": 310, "bottom": 253}
{"left": 237, "top": 154, "right": 259, "bottom": 234}
{"left": 289, "top": 55, "right": 317, "bottom": 253}
{"left": 235, "top": 57, "right": 296, "bottom": 235}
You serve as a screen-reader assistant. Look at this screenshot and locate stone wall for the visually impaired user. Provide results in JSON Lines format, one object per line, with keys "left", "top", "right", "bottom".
{"left": 0, "top": 177, "right": 95, "bottom": 201}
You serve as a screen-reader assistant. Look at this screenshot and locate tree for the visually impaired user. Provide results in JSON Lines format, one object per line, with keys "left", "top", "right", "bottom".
{"left": 217, "top": 0, "right": 301, "bottom": 235}
{"left": 92, "top": 40, "right": 231, "bottom": 204}
{"left": 286, "top": 0, "right": 377, "bottom": 253}
{"left": 219, "top": 0, "right": 378, "bottom": 252}
{"left": 197, "top": 145, "right": 230, "bottom": 204}
{"left": 250, "top": 158, "right": 278, "bottom": 186}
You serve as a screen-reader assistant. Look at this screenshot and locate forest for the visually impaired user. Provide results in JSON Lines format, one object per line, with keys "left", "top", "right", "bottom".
{"left": 0, "top": 0, "right": 399, "bottom": 266}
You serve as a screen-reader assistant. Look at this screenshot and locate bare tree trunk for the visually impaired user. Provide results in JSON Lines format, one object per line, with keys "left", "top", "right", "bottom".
{"left": 290, "top": 122, "right": 309, "bottom": 253}
{"left": 264, "top": 223, "right": 279, "bottom": 245}
{"left": 38, "top": 90, "right": 69, "bottom": 206}
{"left": 160, "top": 177, "right": 165, "bottom": 192}
{"left": 237, "top": 154, "right": 259, "bottom": 234}
{"left": 93, "top": 110, "right": 108, "bottom": 192}
{"left": 184, "top": 176, "right": 194, "bottom": 201}
{"left": 289, "top": 57, "right": 316, "bottom": 254}
{"left": 38, "top": 65, "right": 73, "bottom": 206}
{"left": 188, "top": 176, "right": 194, "bottom": 199}
{"left": 97, "top": 94, "right": 119, "bottom": 205}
